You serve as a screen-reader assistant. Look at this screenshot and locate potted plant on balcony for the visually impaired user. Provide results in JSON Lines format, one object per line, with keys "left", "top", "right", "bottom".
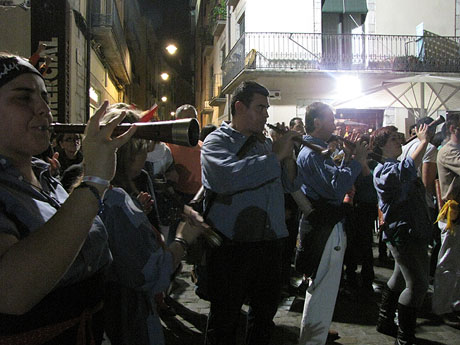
{"left": 211, "top": 0, "right": 226, "bottom": 24}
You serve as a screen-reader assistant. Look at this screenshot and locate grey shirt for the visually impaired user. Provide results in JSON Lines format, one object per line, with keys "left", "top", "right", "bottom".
{"left": 0, "top": 155, "right": 112, "bottom": 287}
{"left": 437, "top": 140, "right": 460, "bottom": 203}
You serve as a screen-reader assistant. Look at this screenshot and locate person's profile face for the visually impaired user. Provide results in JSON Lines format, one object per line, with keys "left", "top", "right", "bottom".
{"left": 316, "top": 108, "right": 336, "bottom": 139}
{"left": 0, "top": 73, "right": 52, "bottom": 159}
{"left": 451, "top": 119, "right": 460, "bottom": 141}
{"left": 382, "top": 132, "right": 402, "bottom": 159}
{"left": 291, "top": 119, "right": 306, "bottom": 135}
{"left": 239, "top": 93, "right": 270, "bottom": 135}
{"left": 328, "top": 140, "right": 338, "bottom": 151}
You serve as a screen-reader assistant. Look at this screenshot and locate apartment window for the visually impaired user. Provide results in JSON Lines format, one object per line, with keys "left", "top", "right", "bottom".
{"left": 321, "top": 4, "right": 367, "bottom": 67}
{"left": 210, "top": 65, "right": 214, "bottom": 99}
{"left": 321, "top": 0, "right": 367, "bottom": 34}
{"left": 238, "top": 13, "right": 245, "bottom": 38}
{"left": 220, "top": 44, "right": 226, "bottom": 66}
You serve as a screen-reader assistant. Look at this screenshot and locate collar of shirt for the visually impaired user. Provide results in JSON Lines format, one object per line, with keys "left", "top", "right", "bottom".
{"left": 220, "top": 121, "right": 247, "bottom": 140}
{"left": 303, "top": 134, "right": 328, "bottom": 148}
{"left": 383, "top": 157, "right": 399, "bottom": 164}
{"left": 0, "top": 154, "right": 51, "bottom": 174}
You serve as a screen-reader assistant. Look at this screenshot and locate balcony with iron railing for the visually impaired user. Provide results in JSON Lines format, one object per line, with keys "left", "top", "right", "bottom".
{"left": 209, "top": 73, "right": 225, "bottom": 106}
{"left": 222, "top": 32, "right": 460, "bottom": 89}
{"left": 92, "top": 0, "right": 131, "bottom": 84}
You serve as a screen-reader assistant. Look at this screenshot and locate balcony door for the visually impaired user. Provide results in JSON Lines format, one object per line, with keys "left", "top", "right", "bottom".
{"left": 321, "top": 0, "right": 368, "bottom": 69}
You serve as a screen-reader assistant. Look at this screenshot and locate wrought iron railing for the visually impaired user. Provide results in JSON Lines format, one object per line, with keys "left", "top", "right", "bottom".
{"left": 92, "top": 0, "right": 129, "bottom": 62}
{"left": 211, "top": 73, "right": 223, "bottom": 99}
{"left": 222, "top": 32, "right": 460, "bottom": 87}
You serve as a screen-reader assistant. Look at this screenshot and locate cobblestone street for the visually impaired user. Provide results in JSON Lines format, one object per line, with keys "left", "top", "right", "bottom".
{"left": 158, "top": 250, "right": 460, "bottom": 345}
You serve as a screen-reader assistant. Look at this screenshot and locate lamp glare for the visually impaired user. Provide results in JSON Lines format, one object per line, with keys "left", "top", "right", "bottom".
{"left": 166, "top": 44, "right": 177, "bottom": 55}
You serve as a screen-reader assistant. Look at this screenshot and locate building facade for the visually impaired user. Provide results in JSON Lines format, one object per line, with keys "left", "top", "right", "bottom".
{"left": 0, "top": 0, "right": 189, "bottom": 123}
{"left": 194, "top": 0, "right": 460, "bottom": 135}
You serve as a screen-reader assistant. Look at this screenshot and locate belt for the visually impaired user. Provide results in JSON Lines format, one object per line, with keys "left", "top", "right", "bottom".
{"left": 0, "top": 301, "right": 103, "bottom": 345}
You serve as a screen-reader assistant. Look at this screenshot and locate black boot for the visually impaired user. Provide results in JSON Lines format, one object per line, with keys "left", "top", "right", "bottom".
{"left": 376, "top": 285, "right": 399, "bottom": 337}
{"left": 395, "top": 303, "right": 417, "bottom": 345}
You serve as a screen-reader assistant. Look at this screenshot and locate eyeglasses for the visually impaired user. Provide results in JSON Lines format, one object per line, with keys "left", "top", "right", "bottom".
{"left": 64, "top": 137, "right": 81, "bottom": 143}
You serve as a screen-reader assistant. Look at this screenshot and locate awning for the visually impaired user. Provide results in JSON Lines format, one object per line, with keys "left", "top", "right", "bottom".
{"left": 322, "top": 0, "right": 368, "bottom": 14}
{"left": 332, "top": 74, "right": 460, "bottom": 118}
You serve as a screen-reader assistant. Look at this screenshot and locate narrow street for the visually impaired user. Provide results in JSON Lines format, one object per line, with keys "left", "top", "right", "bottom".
{"left": 154, "top": 244, "right": 460, "bottom": 345}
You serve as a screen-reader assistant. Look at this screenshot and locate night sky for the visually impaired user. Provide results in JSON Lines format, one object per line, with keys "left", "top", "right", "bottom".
{"left": 139, "top": 0, "right": 194, "bottom": 81}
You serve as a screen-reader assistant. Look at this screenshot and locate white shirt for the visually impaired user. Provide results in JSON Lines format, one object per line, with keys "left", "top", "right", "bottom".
{"left": 145, "top": 142, "right": 174, "bottom": 176}
{"left": 399, "top": 138, "right": 438, "bottom": 208}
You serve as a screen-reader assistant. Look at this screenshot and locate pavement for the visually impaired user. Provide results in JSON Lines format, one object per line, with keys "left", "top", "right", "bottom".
{"left": 100, "top": 241, "right": 460, "bottom": 345}
{"left": 158, "top": 244, "right": 460, "bottom": 345}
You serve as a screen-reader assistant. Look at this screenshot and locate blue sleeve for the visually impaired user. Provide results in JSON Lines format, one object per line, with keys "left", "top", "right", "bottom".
{"left": 373, "top": 157, "right": 418, "bottom": 204}
{"left": 102, "top": 188, "right": 174, "bottom": 294}
{"left": 201, "top": 136, "right": 282, "bottom": 194}
{"left": 298, "top": 149, "right": 362, "bottom": 202}
{"left": 280, "top": 159, "right": 302, "bottom": 193}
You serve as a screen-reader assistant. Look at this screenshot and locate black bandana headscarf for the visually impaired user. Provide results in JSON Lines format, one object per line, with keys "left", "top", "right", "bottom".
{"left": 0, "top": 55, "right": 44, "bottom": 89}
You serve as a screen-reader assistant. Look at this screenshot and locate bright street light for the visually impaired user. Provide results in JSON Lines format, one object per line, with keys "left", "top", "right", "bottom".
{"left": 161, "top": 72, "right": 169, "bottom": 81}
{"left": 166, "top": 44, "right": 177, "bottom": 55}
{"left": 161, "top": 96, "right": 168, "bottom": 102}
{"left": 334, "top": 75, "right": 362, "bottom": 101}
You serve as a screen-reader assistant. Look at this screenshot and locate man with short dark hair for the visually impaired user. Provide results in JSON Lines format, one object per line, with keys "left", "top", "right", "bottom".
{"left": 289, "top": 116, "right": 306, "bottom": 157}
{"left": 432, "top": 112, "right": 460, "bottom": 328}
{"left": 296, "top": 102, "right": 368, "bottom": 345}
{"left": 289, "top": 116, "right": 306, "bottom": 135}
{"left": 201, "top": 81, "right": 300, "bottom": 345}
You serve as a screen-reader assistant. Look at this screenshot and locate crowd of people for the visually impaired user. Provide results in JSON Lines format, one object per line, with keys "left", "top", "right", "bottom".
{"left": 0, "top": 52, "right": 458, "bottom": 345}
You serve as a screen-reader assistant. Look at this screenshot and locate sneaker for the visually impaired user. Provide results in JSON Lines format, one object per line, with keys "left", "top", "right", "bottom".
{"left": 441, "top": 312, "right": 460, "bottom": 329}
{"left": 326, "top": 329, "right": 340, "bottom": 343}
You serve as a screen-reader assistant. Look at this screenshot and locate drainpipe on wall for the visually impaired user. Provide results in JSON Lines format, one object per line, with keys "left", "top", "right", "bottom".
{"left": 226, "top": 3, "right": 231, "bottom": 121}
{"left": 85, "top": 0, "right": 92, "bottom": 122}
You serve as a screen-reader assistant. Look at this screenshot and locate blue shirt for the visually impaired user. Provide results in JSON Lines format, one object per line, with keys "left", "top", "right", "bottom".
{"left": 102, "top": 187, "right": 174, "bottom": 293}
{"left": 373, "top": 157, "right": 432, "bottom": 240}
{"left": 201, "top": 122, "right": 301, "bottom": 241}
{"left": 101, "top": 187, "right": 175, "bottom": 345}
{"left": 297, "top": 135, "right": 362, "bottom": 205}
{"left": 0, "top": 155, "right": 111, "bottom": 287}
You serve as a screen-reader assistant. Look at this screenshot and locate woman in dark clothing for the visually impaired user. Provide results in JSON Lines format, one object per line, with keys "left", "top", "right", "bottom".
{"left": 373, "top": 124, "right": 432, "bottom": 345}
{"left": 99, "top": 104, "right": 205, "bottom": 345}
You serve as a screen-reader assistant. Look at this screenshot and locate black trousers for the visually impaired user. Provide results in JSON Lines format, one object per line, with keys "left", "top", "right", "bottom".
{"left": 205, "top": 239, "right": 284, "bottom": 345}
{"left": 344, "top": 202, "right": 377, "bottom": 288}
